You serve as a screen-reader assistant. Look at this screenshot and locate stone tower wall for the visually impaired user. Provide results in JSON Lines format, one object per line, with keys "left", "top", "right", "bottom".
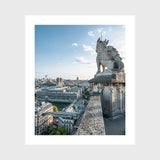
{"left": 100, "top": 83, "right": 125, "bottom": 118}
{"left": 56, "top": 77, "right": 63, "bottom": 87}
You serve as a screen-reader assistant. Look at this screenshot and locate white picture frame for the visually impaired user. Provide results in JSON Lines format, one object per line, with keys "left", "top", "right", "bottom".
{"left": 25, "top": 15, "right": 135, "bottom": 145}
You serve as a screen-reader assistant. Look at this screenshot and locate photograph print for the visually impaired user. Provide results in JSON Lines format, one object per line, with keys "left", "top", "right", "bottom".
{"left": 34, "top": 24, "right": 126, "bottom": 136}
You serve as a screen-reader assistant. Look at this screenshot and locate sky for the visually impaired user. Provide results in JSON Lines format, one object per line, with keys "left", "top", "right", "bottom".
{"left": 35, "top": 25, "right": 125, "bottom": 80}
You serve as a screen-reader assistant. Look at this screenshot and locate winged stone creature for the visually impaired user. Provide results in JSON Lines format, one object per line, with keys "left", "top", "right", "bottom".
{"left": 96, "top": 38, "right": 124, "bottom": 74}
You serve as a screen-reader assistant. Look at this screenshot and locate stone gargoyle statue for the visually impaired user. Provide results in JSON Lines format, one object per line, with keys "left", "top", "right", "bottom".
{"left": 96, "top": 38, "right": 124, "bottom": 75}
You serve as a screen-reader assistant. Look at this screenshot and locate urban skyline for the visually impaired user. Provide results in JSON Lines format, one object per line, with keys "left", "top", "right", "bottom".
{"left": 35, "top": 25, "right": 125, "bottom": 80}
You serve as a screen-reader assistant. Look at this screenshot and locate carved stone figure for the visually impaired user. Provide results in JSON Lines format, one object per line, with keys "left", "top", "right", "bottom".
{"left": 96, "top": 38, "right": 124, "bottom": 75}
{"left": 89, "top": 37, "right": 125, "bottom": 119}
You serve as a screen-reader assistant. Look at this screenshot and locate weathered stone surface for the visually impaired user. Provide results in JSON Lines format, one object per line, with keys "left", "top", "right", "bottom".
{"left": 76, "top": 96, "right": 105, "bottom": 135}
{"left": 104, "top": 115, "right": 125, "bottom": 135}
{"left": 89, "top": 38, "right": 125, "bottom": 119}
{"left": 101, "top": 83, "right": 125, "bottom": 117}
{"left": 89, "top": 74, "right": 115, "bottom": 83}
{"left": 89, "top": 72, "right": 125, "bottom": 84}
{"left": 96, "top": 38, "right": 124, "bottom": 75}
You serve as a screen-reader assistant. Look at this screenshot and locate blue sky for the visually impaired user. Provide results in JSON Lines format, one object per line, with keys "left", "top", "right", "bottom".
{"left": 35, "top": 25, "right": 125, "bottom": 80}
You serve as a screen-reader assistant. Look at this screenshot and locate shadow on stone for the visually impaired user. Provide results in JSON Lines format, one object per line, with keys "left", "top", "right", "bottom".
{"left": 85, "top": 105, "right": 101, "bottom": 111}
{"left": 104, "top": 115, "right": 125, "bottom": 135}
{"left": 84, "top": 111, "right": 103, "bottom": 120}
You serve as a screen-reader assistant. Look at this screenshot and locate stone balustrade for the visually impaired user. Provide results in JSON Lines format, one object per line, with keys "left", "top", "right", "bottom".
{"left": 76, "top": 95, "right": 105, "bottom": 135}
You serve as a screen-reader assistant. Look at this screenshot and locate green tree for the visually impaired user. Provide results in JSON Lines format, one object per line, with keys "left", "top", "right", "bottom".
{"left": 49, "top": 127, "right": 57, "bottom": 135}
{"left": 57, "top": 126, "right": 68, "bottom": 135}
{"left": 50, "top": 129, "right": 57, "bottom": 135}
{"left": 49, "top": 126, "right": 68, "bottom": 135}
{"left": 56, "top": 131, "right": 61, "bottom": 135}
{"left": 87, "top": 91, "right": 90, "bottom": 96}
{"left": 53, "top": 105, "right": 58, "bottom": 112}
{"left": 35, "top": 99, "right": 38, "bottom": 102}
{"left": 70, "top": 84, "right": 76, "bottom": 88}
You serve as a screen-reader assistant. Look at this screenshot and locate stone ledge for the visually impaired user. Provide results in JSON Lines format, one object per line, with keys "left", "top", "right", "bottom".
{"left": 76, "top": 95, "right": 105, "bottom": 135}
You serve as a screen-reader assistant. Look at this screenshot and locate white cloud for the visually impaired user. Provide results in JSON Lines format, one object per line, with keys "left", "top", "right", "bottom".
{"left": 118, "top": 46, "right": 125, "bottom": 58}
{"left": 74, "top": 57, "right": 97, "bottom": 69}
{"left": 72, "top": 43, "right": 78, "bottom": 46}
{"left": 88, "top": 62, "right": 97, "bottom": 68}
{"left": 88, "top": 31, "right": 95, "bottom": 36}
{"left": 82, "top": 44, "right": 97, "bottom": 55}
{"left": 97, "top": 28, "right": 104, "bottom": 33}
{"left": 107, "top": 27, "right": 112, "bottom": 32}
{"left": 97, "top": 27, "right": 112, "bottom": 33}
{"left": 74, "top": 57, "right": 90, "bottom": 64}
{"left": 94, "top": 28, "right": 107, "bottom": 39}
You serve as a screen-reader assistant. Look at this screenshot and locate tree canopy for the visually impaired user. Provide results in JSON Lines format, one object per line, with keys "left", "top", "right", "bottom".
{"left": 49, "top": 126, "right": 69, "bottom": 135}
{"left": 53, "top": 105, "right": 58, "bottom": 112}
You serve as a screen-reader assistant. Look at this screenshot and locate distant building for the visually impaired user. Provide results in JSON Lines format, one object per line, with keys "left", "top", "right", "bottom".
{"left": 58, "top": 102, "right": 85, "bottom": 134}
{"left": 58, "top": 117, "right": 74, "bottom": 133}
{"left": 42, "top": 79, "right": 56, "bottom": 87}
{"left": 77, "top": 77, "right": 79, "bottom": 81}
{"left": 36, "top": 86, "right": 82, "bottom": 103}
{"left": 63, "top": 79, "right": 90, "bottom": 87}
{"left": 56, "top": 77, "right": 63, "bottom": 87}
{"left": 35, "top": 78, "right": 56, "bottom": 88}
{"left": 66, "top": 87, "right": 82, "bottom": 98}
{"left": 35, "top": 101, "right": 53, "bottom": 135}
{"left": 65, "top": 103, "right": 85, "bottom": 113}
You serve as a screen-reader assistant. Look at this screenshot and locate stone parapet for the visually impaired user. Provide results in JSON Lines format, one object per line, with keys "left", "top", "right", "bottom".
{"left": 76, "top": 95, "right": 105, "bottom": 135}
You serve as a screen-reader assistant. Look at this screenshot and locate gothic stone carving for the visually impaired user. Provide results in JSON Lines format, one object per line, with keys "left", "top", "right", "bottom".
{"left": 96, "top": 38, "right": 124, "bottom": 75}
